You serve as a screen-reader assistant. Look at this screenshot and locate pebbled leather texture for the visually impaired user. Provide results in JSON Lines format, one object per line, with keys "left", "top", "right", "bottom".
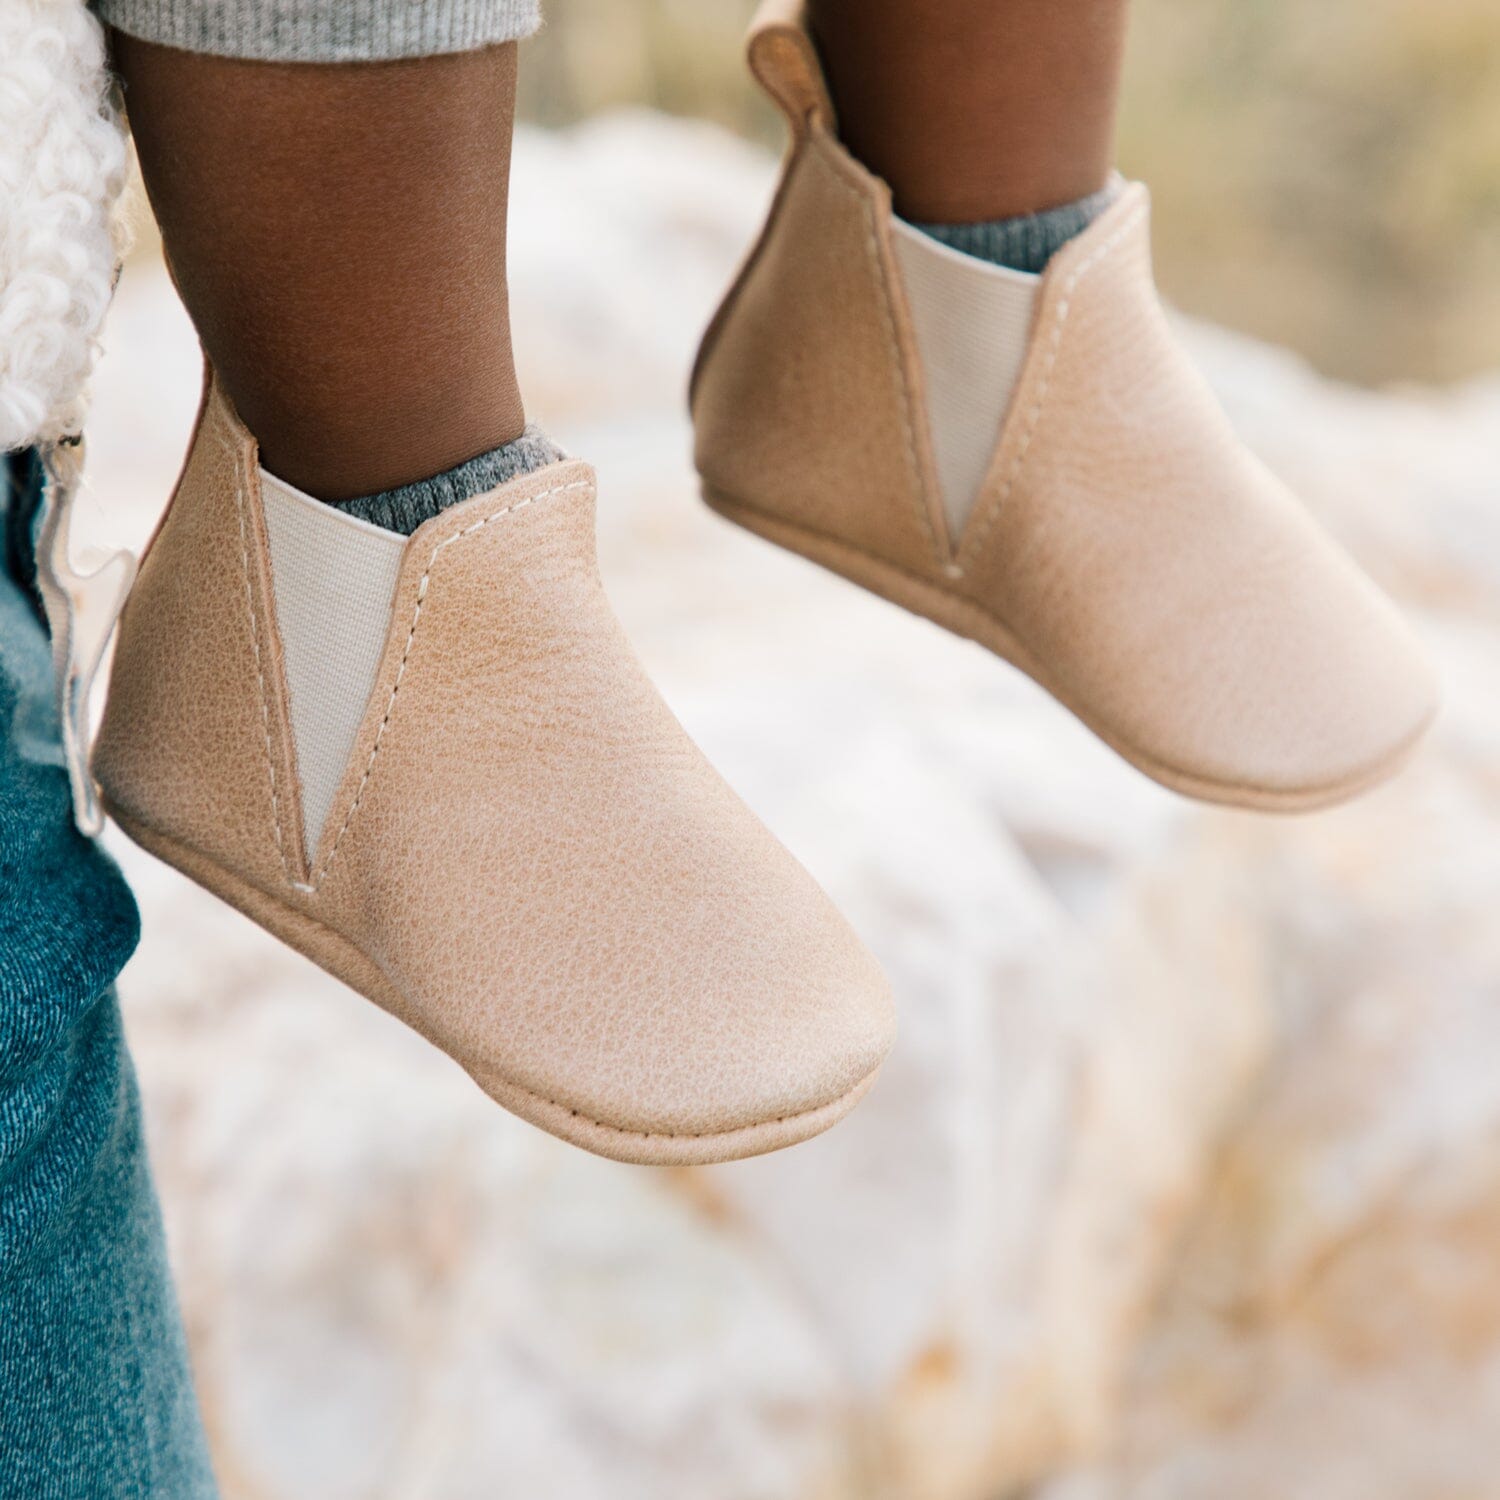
{"left": 692, "top": 0, "right": 1438, "bottom": 807}
{"left": 95, "top": 372, "right": 309, "bottom": 888}
{"left": 94, "top": 370, "right": 895, "bottom": 1164}
{"left": 692, "top": 120, "right": 948, "bottom": 569}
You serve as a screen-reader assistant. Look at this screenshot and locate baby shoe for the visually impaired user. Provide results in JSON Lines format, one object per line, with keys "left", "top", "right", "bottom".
{"left": 95, "top": 369, "right": 894, "bottom": 1163}
{"left": 692, "top": 0, "right": 1437, "bottom": 811}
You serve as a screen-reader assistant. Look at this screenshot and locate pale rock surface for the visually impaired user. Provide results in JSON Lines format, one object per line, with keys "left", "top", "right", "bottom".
{"left": 74, "top": 114, "right": 1500, "bottom": 1499}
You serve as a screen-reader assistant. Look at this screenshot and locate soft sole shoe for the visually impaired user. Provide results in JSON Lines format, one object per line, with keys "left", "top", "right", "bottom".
{"left": 691, "top": 0, "right": 1438, "bottom": 813}
{"left": 95, "top": 369, "right": 894, "bottom": 1165}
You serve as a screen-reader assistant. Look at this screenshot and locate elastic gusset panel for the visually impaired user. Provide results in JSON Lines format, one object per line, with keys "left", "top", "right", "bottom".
{"left": 259, "top": 469, "right": 405, "bottom": 857}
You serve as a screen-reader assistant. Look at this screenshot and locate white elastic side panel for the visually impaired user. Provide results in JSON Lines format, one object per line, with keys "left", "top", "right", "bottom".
{"left": 890, "top": 218, "right": 1040, "bottom": 541}
{"left": 259, "top": 470, "right": 406, "bottom": 858}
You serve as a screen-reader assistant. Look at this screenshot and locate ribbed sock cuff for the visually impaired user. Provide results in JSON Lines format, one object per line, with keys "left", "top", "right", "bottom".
{"left": 333, "top": 424, "right": 562, "bottom": 535}
{"left": 93, "top": 0, "right": 541, "bottom": 61}
{"left": 915, "top": 177, "right": 1123, "bottom": 274}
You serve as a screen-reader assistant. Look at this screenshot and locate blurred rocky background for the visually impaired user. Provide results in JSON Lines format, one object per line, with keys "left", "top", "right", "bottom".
{"left": 86, "top": 3, "right": 1500, "bottom": 1497}
{"left": 519, "top": 0, "right": 1500, "bottom": 387}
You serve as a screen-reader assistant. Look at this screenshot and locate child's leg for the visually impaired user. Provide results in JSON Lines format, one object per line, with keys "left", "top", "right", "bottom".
{"left": 111, "top": 35, "right": 525, "bottom": 505}
{"left": 806, "top": 0, "right": 1128, "bottom": 224}
{"left": 91, "top": 2, "right": 894, "bottom": 1166}
{"left": 691, "top": 2, "right": 1436, "bottom": 810}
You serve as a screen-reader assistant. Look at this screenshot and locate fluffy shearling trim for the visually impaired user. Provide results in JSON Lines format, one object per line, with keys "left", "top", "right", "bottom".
{"left": 0, "top": 1, "right": 127, "bottom": 449}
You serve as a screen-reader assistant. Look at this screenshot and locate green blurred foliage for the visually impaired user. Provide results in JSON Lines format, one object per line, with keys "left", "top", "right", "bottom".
{"left": 517, "top": 0, "right": 1500, "bottom": 385}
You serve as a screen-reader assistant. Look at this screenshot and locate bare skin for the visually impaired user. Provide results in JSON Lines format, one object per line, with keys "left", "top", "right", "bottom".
{"left": 112, "top": 4, "right": 1128, "bottom": 499}
{"left": 111, "top": 35, "right": 524, "bottom": 502}
{"left": 805, "top": 0, "right": 1130, "bottom": 223}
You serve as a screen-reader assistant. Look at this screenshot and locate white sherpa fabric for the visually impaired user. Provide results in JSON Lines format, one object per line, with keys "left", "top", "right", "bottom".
{"left": 0, "top": 1, "right": 128, "bottom": 450}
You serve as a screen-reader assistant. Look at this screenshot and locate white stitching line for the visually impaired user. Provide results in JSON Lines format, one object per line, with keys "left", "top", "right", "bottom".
{"left": 311, "top": 479, "right": 593, "bottom": 888}
{"left": 220, "top": 422, "right": 293, "bottom": 884}
{"left": 816, "top": 141, "right": 942, "bottom": 568}
{"left": 956, "top": 203, "right": 1148, "bottom": 572}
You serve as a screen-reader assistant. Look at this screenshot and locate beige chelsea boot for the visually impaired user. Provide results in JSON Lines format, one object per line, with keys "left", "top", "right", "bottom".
{"left": 95, "top": 370, "right": 895, "bottom": 1164}
{"left": 693, "top": 0, "right": 1438, "bottom": 811}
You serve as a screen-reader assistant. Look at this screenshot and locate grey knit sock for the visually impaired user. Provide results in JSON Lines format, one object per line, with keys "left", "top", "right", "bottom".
{"left": 334, "top": 424, "right": 563, "bottom": 535}
{"left": 915, "top": 179, "right": 1122, "bottom": 274}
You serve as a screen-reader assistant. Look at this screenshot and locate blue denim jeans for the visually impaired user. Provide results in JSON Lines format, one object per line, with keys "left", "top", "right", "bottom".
{"left": 0, "top": 453, "right": 216, "bottom": 1498}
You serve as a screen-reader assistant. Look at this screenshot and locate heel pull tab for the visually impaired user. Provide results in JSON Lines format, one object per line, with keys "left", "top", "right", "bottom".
{"left": 747, "top": 0, "right": 835, "bottom": 142}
